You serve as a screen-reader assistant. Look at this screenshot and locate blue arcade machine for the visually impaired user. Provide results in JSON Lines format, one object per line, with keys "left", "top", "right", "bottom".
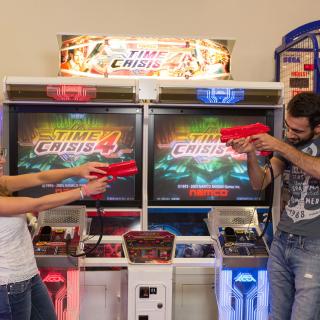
{"left": 275, "top": 20, "right": 320, "bottom": 105}
{"left": 208, "top": 207, "right": 270, "bottom": 320}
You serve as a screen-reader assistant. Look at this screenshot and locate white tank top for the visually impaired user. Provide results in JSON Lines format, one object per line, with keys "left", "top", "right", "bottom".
{"left": 0, "top": 214, "right": 38, "bottom": 285}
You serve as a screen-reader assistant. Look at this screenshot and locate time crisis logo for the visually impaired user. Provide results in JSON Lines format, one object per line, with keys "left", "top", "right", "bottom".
{"left": 110, "top": 50, "right": 195, "bottom": 70}
{"left": 111, "top": 50, "right": 168, "bottom": 69}
{"left": 33, "top": 129, "right": 121, "bottom": 157}
{"left": 171, "top": 133, "right": 226, "bottom": 159}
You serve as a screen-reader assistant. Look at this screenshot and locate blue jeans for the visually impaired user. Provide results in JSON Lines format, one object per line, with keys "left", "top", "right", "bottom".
{"left": 0, "top": 274, "right": 56, "bottom": 320}
{"left": 268, "top": 229, "right": 320, "bottom": 320}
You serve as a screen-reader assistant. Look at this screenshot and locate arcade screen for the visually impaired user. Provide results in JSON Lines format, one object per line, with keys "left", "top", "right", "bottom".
{"left": 11, "top": 106, "right": 142, "bottom": 206}
{"left": 175, "top": 243, "right": 215, "bottom": 258}
{"left": 149, "top": 107, "right": 273, "bottom": 206}
{"left": 148, "top": 208, "right": 210, "bottom": 236}
{"left": 88, "top": 211, "right": 140, "bottom": 235}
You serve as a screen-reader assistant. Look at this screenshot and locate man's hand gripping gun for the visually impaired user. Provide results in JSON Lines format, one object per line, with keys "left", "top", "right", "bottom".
{"left": 220, "top": 122, "right": 271, "bottom": 156}
{"left": 90, "top": 160, "right": 138, "bottom": 200}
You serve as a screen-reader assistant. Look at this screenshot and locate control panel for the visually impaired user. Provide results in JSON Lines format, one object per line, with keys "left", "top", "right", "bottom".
{"left": 208, "top": 207, "right": 269, "bottom": 268}
{"left": 33, "top": 226, "right": 80, "bottom": 257}
{"left": 32, "top": 206, "right": 86, "bottom": 268}
{"left": 218, "top": 227, "right": 268, "bottom": 256}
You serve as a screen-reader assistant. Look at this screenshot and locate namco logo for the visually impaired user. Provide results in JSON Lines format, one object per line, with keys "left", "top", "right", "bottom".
{"left": 189, "top": 189, "right": 229, "bottom": 198}
{"left": 234, "top": 273, "right": 256, "bottom": 283}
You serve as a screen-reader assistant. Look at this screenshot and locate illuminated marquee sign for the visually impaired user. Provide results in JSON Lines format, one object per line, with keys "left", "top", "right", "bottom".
{"left": 59, "top": 35, "right": 232, "bottom": 80}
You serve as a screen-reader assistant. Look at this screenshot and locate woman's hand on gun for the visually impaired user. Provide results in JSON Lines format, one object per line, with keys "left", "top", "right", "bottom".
{"left": 77, "top": 162, "right": 108, "bottom": 180}
{"left": 85, "top": 177, "right": 108, "bottom": 196}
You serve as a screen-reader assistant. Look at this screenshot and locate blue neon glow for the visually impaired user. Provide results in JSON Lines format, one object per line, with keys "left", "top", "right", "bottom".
{"left": 234, "top": 272, "right": 257, "bottom": 283}
{"left": 196, "top": 88, "right": 245, "bottom": 104}
{"left": 216, "top": 268, "right": 269, "bottom": 320}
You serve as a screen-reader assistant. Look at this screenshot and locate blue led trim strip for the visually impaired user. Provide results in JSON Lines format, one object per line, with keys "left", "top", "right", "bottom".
{"left": 196, "top": 88, "right": 245, "bottom": 105}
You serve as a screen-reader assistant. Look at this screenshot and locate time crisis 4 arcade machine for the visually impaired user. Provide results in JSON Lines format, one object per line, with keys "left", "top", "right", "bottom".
{"left": 2, "top": 76, "right": 283, "bottom": 320}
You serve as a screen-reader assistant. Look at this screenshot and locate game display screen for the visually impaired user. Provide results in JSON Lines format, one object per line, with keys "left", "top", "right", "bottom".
{"left": 88, "top": 211, "right": 141, "bottom": 235}
{"left": 149, "top": 108, "right": 273, "bottom": 206}
{"left": 175, "top": 243, "right": 215, "bottom": 258}
{"left": 11, "top": 107, "right": 142, "bottom": 205}
{"left": 148, "top": 208, "right": 210, "bottom": 236}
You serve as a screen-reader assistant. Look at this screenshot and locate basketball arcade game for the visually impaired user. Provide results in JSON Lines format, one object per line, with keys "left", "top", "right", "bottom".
{"left": 3, "top": 77, "right": 283, "bottom": 320}
{"left": 275, "top": 20, "right": 320, "bottom": 105}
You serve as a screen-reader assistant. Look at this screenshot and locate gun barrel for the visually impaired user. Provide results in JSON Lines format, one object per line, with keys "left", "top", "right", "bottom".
{"left": 220, "top": 123, "right": 270, "bottom": 143}
{"left": 107, "top": 160, "right": 136, "bottom": 174}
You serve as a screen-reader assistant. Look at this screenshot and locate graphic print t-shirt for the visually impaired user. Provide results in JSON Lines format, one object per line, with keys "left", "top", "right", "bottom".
{"left": 277, "top": 137, "right": 320, "bottom": 237}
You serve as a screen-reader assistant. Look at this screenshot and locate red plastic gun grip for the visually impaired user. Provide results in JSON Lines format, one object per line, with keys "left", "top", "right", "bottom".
{"left": 89, "top": 160, "right": 138, "bottom": 200}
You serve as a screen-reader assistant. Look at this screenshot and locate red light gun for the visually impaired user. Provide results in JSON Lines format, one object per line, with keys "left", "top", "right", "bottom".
{"left": 90, "top": 160, "right": 138, "bottom": 200}
{"left": 220, "top": 122, "right": 271, "bottom": 156}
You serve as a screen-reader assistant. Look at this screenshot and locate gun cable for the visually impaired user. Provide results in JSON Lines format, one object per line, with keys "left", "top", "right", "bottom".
{"left": 67, "top": 200, "right": 104, "bottom": 257}
{"left": 245, "top": 163, "right": 268, "bottom": 234}
{"left": 257, "top": 158, "right": 274, "bottom": 240}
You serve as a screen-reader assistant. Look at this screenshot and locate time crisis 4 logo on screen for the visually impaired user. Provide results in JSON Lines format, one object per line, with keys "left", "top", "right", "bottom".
{"left": 33, "top": 129, "right": 122, "bottom": 157}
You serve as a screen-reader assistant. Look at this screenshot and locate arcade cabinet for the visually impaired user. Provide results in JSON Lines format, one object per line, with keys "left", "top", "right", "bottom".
{"left": 121, "top": 231, "right": 175, "bottom": 320}
{"left": 275, "top": 20, "right": 320, "bottom": 105}
{"left": 208, "top": 207, "right": 269, "bottom": 320}
{"left": 2, "top": 76, "right": 283, "bottom": 320}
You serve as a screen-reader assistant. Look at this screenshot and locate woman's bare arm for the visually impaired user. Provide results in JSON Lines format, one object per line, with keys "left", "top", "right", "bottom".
{"left": 2, "top": 162, "right": 107, "bottom": 193}
{"left": 0, "top": 177, "right": 108, "bottom": 216}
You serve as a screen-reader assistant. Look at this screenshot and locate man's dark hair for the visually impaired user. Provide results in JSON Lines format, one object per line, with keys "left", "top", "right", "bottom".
{"left": 287, "top": 92, "right": 320, "bottom": 129}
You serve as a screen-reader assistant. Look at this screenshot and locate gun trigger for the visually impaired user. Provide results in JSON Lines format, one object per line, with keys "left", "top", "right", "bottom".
{"left": 107, "top": 175, "right": 115, "bottom": 182}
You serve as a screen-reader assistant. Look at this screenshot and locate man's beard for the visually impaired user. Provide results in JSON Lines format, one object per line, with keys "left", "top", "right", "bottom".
{"left": 287, "top": 132, "right": 315, "bottom": 147}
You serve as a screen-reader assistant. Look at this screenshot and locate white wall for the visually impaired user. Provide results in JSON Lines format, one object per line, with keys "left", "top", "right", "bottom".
{"left": 1, "top": 0, "right": 320, "bottom": 101}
